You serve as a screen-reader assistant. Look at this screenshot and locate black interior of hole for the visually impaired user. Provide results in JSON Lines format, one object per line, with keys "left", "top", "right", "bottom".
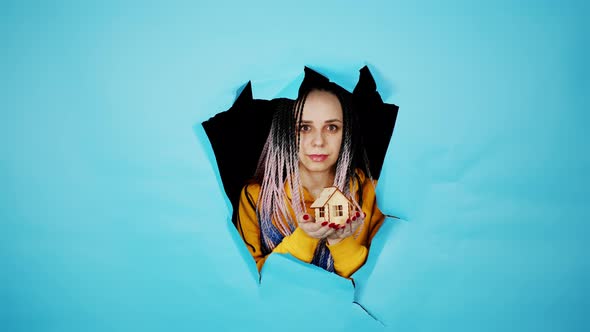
{"left": 201, "top": 66, "right": 399, "bottom": 227}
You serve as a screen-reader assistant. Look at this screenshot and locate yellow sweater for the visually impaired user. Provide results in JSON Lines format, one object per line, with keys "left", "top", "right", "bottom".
{"left": 237, "top": 170, "right": 384, "bottom": 278}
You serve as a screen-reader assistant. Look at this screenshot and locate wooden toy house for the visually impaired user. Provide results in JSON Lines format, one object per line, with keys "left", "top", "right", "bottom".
{"left": 311, "top": 187, "right": 353, "bottom": 226}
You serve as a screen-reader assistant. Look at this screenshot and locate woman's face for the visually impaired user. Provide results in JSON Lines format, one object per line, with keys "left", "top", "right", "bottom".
{"left": 297, "top": 90, "right": 344, "bottom": 176}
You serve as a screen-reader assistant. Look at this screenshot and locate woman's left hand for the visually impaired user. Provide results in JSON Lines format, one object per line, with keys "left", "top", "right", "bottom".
{"left": 326, "top": 211, "right": 365, "bottom": 245}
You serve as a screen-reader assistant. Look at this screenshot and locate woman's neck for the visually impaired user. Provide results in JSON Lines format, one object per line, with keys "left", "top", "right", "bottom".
{"left": 299, "top": 168, "right": 335, "bottom": 199}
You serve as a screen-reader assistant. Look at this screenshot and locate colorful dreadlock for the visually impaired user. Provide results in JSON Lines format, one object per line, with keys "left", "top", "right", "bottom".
{"left": 254, "top": 83, "right": 374, "bottom": 272}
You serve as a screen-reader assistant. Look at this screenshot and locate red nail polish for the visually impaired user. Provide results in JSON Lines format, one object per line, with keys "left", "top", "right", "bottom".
{"left": 351, "top": 216, "right": 357, "bottom": 221}
{"left": 321, "top": 221, "right": 328, "bottom": 226}
{"left": 329, "top": 223, "right": 335, "bottom": 228}
{"left": 303, "top": 214, "right": 309, "bottom": 221}
{"left": 346, "top": 219, "right": 351, "bottom": 224}
{"left": 356, "top": 211, "right": 361, "bottom": 218}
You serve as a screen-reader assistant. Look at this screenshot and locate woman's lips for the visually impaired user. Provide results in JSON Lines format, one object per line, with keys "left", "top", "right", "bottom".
{"left": 308, "top": 154, "right": 328, "bottom": 162}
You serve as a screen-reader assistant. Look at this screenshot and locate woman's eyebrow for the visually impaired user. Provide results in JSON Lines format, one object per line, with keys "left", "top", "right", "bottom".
{"left": 299, "top": 119, "right": 343, "bottom": 124}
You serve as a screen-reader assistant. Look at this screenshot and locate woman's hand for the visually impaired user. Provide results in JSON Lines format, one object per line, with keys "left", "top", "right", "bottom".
{"left": 297, "top": 213, "right": 335, "bottom": 239}
{"left": 326, "top": 211, "right": 364, "bottom": 245}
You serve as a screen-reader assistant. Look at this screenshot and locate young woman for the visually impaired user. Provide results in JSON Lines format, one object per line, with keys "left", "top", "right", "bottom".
{"left": 237, "top": 82, "right": 385, "bottom": 279}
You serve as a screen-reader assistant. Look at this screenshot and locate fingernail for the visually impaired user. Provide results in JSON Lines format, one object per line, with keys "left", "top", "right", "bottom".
{"left": 351, "top": 216, "right": 357, "bottom": 221}
{"left": 340, "top": 224, "right": 346, "bottom": 229}
{"left": 329, "top": 223, "right": 335, "bottom": 228}
{"left": 355, "top": 211, "right": 361, "bottom": 218}
{"left": 303, "top": 214, "right": 310, "bottom": 221}
{"left": 346, "top": 219, "right": 351, "bottom": 224}
{"left": 321, "top": 221, "right": 328, "bottom": 226}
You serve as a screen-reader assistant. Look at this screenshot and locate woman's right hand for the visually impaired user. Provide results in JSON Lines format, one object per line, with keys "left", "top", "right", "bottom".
{"left": 326, "top": 210, "right": 364, "bottom": 245}
{"left": 297, "top": 213, "right": 334, "bottom": 239}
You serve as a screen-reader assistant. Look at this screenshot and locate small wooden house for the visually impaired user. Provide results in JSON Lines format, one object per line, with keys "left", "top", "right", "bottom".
{"left": 310, "top": 187, "right": 353, "bottom": 226}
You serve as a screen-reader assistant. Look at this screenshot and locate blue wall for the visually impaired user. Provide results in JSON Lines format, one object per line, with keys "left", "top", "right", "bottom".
{"left": 1, "top": 1, "right": 588, "bottom": 331}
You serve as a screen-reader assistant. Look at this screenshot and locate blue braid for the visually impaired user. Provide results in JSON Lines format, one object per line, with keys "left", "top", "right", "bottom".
{"left": 260, "top": 222, "right": 291, "bottom": 255}
{"left": 310, "top": 239, "right": 335, "bottom": 272}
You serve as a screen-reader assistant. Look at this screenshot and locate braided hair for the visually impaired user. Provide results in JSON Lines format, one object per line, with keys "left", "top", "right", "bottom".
{"left": 254, "top": 82, "right": 373, "bottom": 272}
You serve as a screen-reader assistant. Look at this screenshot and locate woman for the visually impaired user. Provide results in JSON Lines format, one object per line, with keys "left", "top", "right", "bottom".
{"left": 237, "top": 82, "right": 384, "bottom": 279}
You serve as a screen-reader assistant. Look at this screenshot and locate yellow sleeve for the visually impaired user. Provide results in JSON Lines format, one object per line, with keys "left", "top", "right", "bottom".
{"left": 236, "top": 184, "right": 320, "bottom": 272}
{"left": 366, "top": 189, "right": 385, "bottom": 247}
{"left": 327, "top": 237, "right": 368, "bottom": 278}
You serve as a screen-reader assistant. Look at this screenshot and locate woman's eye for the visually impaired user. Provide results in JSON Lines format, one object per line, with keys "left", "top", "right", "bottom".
{"left": 299, "top": 125, "right": 311, "bottom": 132}
{"left": 326, "top": 124, "right": 339, "bottom": 132}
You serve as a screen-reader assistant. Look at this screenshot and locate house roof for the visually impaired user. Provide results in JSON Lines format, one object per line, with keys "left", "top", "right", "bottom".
{"left": 311, "top": 187, "right": 349, "bottom": 208}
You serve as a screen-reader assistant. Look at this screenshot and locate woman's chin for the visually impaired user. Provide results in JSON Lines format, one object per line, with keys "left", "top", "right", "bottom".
{"left": 300, "top": 163, "right": 336, "bottom": 175}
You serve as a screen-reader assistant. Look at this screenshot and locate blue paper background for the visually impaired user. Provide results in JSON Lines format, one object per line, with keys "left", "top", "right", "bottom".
{"left": 1, "top": 0, "right": 588, "bottom": 331}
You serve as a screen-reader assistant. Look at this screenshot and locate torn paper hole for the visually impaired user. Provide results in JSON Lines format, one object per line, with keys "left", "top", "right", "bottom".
{"left": 197, "top": 65, "right": 399, "bottom": 323}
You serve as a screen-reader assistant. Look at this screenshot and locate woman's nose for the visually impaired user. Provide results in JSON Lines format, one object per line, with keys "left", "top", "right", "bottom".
{"left": 311, "top": 131, "right": 325, "bottom": 146}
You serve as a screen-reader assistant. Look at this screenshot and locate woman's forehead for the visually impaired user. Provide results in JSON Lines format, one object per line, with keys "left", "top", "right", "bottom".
{"left": 301, "top": 91, "right": 343, "bottom": 120}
